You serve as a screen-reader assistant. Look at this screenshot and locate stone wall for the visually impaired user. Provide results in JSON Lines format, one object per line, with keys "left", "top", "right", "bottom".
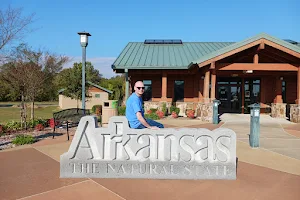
{"left": 144, "top": 101, "right": 213, "bottom": 122}
{"left": 290, "top": 104, "right": 300, "bottom": 123}
{"left": 175, "top": 102, "right": 195, "bottom": 117}
{"left": 196, "top": 103, "right": 213, "bottom": 123}
{"left": 271, "top": 103, "right": 286, "bottom": 118}
{"left": 144, "top": 101, "right": 172, "bottom": 112}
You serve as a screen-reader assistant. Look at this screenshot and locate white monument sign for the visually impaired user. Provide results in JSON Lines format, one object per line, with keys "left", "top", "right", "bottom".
{"left": 60, "top": 116, "right": 237, "bottom": 180}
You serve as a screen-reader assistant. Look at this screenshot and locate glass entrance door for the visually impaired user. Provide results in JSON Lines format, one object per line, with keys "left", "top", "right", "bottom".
{"left": 217, "top": 78, "right": 242, "bottom": 113}
{"left": 244, "top": 79, "right": 261, "bottom": 114}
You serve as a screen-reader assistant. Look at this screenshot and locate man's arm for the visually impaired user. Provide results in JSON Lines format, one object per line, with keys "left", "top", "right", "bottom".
{"left": 136, "top": 112, "right": 160, "bottom": 130}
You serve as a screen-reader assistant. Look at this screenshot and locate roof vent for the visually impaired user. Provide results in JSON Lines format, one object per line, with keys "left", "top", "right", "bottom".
{"left": 283, "top": 39, "right": 298, "bottom": 45}
{"left": 144, "top": 39, "right": 182, "bottom": 44}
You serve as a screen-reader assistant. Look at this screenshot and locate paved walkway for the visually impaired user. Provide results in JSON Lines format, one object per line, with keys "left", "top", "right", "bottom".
{"left": 0, "top": 115, "right": 300, "bottom": 200}
{"left": 220, "top": 114, "right": 300, "bottom": 160}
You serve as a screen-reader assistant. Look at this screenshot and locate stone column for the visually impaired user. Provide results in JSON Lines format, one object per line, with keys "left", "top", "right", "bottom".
{"left": 290, "top": 68, "right": 300, "bottom": 123}
{"left": 197, "top": 68, "right": 212, "bottom": 122}
{"left": 271, "top": 76, "right": 286, "bottom": 118}
{"left": 297, "top": 68, "right": 300, "bottom": 104}
{"left": 290, "top": 104, "right": 300, "bottom": 123}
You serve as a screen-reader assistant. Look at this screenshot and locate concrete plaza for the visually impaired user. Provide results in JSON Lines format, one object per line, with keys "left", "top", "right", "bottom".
{"left": 0, "top": 114, "right": 300, "bottom": 200}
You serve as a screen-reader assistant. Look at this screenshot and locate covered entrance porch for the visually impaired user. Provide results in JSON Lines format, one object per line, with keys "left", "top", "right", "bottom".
{"left": 199, "top": 37, "right": 300, "bottom": 121}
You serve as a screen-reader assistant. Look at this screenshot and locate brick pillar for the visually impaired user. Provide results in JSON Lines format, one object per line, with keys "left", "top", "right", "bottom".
{"left": 203, "top": 70, "right": 210, "bottom": 103}
{"left": 210, "top": 70, "right": 216, "bottom": 100}
{"left": 161, "top": 72, "right": 167, "bottom": 101}
{"left": 297, "top": 68, "right": 300, "bottom": 104}
{"left": 274, "top": 76, "right": 283, "bottom": 103}
{"left": 271, "top": 76, "right": 286, "bottom": 118}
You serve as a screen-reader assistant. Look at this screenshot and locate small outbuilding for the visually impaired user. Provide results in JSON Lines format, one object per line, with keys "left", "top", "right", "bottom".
{"left": 58, "top": 81, "right": 113, "bottom": 109}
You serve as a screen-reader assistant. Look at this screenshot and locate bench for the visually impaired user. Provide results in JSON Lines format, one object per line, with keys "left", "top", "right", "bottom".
{"left": 51, "top": 108, "right": 90, "bottom": 140}
{"left": 60, "top": 116, "right": 237, "bottom": 180}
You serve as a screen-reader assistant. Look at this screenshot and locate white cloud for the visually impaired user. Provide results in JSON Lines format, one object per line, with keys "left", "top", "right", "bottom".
{"left": 64, "top": 56, "right": 122, "bottom": 79}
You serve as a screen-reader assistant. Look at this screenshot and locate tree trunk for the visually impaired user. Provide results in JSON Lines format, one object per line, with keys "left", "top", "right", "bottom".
{"left": 24, "top": 101, "right": 27, "bottom": 130}
{"left": 20, "top": 93, "right": 25, "bottom": 129}
{"left": 31, "top": 101, "right": 34, "bottom": 120}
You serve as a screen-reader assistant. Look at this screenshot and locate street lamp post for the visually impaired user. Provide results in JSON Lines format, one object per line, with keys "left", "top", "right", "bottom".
{"left": 78, "top": 31, "right": 91, "bottom": 113}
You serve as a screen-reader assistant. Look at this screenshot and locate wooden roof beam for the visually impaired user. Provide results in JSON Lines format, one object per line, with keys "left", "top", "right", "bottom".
{"left": 218, "top": 63, "right": 298, "bottom": 71}
{"left": 258, "top": 42, "right": 265, "bottom": 50}
{"left": 209, "top": 62, "right": 215, "bottom": 69}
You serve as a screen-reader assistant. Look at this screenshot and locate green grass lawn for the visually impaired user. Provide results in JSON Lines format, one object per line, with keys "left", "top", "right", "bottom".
{"left": 0, "top": 101, "right": 58, "bottom": 105}
{"left": 0, "top": 105, "right": 60, "bottom": 124}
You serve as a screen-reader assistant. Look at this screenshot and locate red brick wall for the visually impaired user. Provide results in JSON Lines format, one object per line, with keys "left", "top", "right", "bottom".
{"left": 263, "top": 76, "right": 276, "bottom": 103}
{"left": 130, "top": 74, "right": 199, "bottom": 101}
{"left": 286, "top": 76, "right": 297, "bottom": 103}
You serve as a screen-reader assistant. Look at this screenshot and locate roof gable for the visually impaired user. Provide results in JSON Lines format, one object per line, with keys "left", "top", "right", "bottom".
{"left": 192, "top": 33, "right": 300, "bottom": 67}
{"left": 58, "top": 82, "right": 113, "bottom": 94}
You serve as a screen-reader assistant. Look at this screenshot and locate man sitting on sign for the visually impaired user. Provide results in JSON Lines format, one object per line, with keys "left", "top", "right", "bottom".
{"left": 126, "top": 81, "right": 164, "bottom": 130}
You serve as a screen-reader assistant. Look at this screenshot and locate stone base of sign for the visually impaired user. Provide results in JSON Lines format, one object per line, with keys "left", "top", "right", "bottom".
{"left": 271, "top": 103, "right": 287, "bottom": 118}
{"left": 290, "top": 104, "right": 300, "bottom": 123}
{"left": 60, "top": 116, "right": 237, "bottom": 180}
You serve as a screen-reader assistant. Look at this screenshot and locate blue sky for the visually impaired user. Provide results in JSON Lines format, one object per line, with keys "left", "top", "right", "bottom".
{"left": 2, "top": 0, "right": 300, "bottom": 78}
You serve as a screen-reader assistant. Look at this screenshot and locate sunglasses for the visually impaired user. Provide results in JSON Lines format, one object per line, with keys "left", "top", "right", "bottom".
{"left": 137, "top": 87, "right": 145, "bottom": 90}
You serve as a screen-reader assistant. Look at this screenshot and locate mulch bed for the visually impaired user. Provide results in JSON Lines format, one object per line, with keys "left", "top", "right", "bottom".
{"left": 0, "top": 127, "right": 76, "bottom": 151}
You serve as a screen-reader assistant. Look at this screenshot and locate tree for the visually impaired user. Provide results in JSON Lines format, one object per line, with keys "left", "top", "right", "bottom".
{"left": 55, "top": 62, "right": 102, "bottom": 108}
{"left": 0, "top": 44, "right": 68, "bottom": 122}
{"left": 0, "top": 5, "right": 35, "bottom": 59}
{"left": 99, "top": 75, "right": 125, "bottom": 103}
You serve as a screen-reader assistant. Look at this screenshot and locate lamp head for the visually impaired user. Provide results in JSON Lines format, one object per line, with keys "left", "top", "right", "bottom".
{"left": 78, "top": 31, "right": 91, "bottom": 47}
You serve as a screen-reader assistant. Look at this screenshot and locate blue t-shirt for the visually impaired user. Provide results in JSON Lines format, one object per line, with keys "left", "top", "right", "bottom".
{"left": 126, "top": 93, "right": 144, "bottom": 128}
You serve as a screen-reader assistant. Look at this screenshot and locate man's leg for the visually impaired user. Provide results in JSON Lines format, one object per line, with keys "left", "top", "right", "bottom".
{"left": 136, "top": 123, "right": 146, "bottom": 129}
{"left": 146, "top": 119, "right": 164, "bottom": 128}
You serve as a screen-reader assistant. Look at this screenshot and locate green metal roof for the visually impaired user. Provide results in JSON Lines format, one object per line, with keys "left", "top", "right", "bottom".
{"left": 86, "top": 81, "right": 113, "bottom": 94}
{"left": 191, "top": 33, "right": 300, "bottom": 66}
{"left": 112, "top": 33, "right": 300, "bottom": 70}
{"left": 112, "top": 42, "right": 234, "bottom": 69}
{"left": 58, "top": 81, "right": 113, "bottom": 94}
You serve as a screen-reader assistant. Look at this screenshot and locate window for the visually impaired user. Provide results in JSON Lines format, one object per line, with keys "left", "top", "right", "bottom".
{"left": 282, "top": 81, "right": 286, "bottom": 103}
{"left": 143, "top": 80, "right": 152, "bottom": 101}
{"left": 95, "top": 94, "right": 100, "bottom": 98}
{"left": 174, "top": 80, "right": 184, "bottom": 102}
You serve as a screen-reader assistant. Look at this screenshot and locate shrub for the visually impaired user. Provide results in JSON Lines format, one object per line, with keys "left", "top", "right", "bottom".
{"left": 170, "top": 106, "right": 180, "bottom": 115}
{"left": 12, "top": 134, "right": 35, "bottom": 145}
{"left": 27, "top": 119, "right": 48, "bottom": 128}
{"left": 145, "top": 112, "right": 160, "bottom": 120}
{"left": 150, "top": 108, "right": 158, "bottom": 113}
{"left": 5, "top": 121, "right": 22, "bottom": 131}
{"left": 35, "top": 124, "right": 44, "bottom": 131}
{"left": 156, "top": 110, "right": 164, "bottom": 119}
{"left": 0, "top": 125, "right": 4, "bottom": 136}
{"left": 162, "top": 103, "right": 168, "bottom": 116}
{"left": 171, "top": 111, "right": 178, "bottom": 118}
{"left": 118, "top": 106, "right": 126, "bottom": 116}
{"left": 186, "top": 109, "right": 195, "bottom": 119}
{"left": 92, "top": 105, "right": 102, "bottom": 115}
